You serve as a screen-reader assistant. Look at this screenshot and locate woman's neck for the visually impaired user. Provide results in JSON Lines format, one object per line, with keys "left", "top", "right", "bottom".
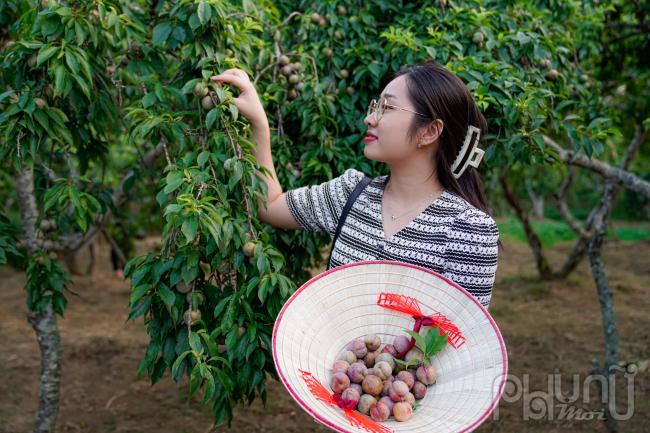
{"left": 383, "top": 168, "right": 444, "bottom": 205}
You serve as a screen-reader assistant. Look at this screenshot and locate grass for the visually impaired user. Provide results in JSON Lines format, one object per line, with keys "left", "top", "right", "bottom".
{"left": 496, "top": 217, "right": 650, "bottom": 248}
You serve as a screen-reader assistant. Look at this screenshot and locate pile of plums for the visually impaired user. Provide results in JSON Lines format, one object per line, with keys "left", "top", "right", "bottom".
{"left": 329, "top": 333, "right": 437, "bottom": 422}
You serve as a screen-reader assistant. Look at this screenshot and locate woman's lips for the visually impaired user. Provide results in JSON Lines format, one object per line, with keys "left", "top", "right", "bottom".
{"left": 364, "top": 134, "right": 377, "bottom": 143}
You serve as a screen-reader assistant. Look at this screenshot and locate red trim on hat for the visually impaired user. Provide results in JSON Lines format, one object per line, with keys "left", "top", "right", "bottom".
{"left": 272, "top": 260, "right": 508, "bottom": 433}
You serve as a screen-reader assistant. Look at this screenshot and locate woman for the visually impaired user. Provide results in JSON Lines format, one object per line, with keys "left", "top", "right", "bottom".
{"left": 211, "top": 61, "right": 499, "bottom": 309}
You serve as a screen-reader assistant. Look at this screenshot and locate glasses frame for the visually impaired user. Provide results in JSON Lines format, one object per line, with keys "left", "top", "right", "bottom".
{"left": 367, "top": 97, "right": 429, "bottom": 122}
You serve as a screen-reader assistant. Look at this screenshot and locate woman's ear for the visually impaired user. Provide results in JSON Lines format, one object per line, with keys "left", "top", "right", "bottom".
{"left": 418, "top": 119, "right": 444, "bottom": 147}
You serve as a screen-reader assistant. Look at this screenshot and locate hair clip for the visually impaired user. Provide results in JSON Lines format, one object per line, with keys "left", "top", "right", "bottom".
{"left": 451, "top": 125, "right": 483, "bottom": 179}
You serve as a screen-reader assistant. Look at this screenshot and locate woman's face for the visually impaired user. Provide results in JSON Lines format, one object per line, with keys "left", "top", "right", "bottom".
{"left": 363, "top": 75, "right": 423, "bottom": 164}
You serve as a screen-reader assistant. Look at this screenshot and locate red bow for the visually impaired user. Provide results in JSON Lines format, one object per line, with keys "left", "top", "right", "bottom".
{"left": 299, "top": 370, "right": 393, "bottom": 433}
{"left": 377, "top": 292, "right": 465, "bottom": 355}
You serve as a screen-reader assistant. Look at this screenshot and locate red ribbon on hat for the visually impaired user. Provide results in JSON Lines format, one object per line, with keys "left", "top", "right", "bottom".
{"left": 377, "top": 292, "right": 466, "bottom": 355}
{"left": 298, "top": 369, "right": 393, "bottom": 433}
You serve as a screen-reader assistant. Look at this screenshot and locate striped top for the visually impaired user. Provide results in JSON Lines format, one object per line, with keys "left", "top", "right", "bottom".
{"left": 285, "top": 168, "right": 500, "bottom": 308}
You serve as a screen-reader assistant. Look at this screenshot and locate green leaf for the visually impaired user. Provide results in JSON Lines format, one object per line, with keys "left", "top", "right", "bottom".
{"left": 171, "top": 350, "right": 191, "bottom": 380}
{"left": 405, "top": 329, "right": 426, "bottom": 353}
{"left": 205, "top": 108, "right": 219, "bottom": 129}
{"left": 53, "top": 64, "right": 66, "bottom": 96}
{"left": 142, "top": 92, "right": 157, "bottom": 108}
{"left": 158, "top": 284, "right": 176, "bottom": 310}
{"left": 164, "top": 171, "right": 184, "bottom": 193}
{"left": 36, "top": 46, "right": 59, "bottom": 66}
{"left": 189, "top": 332, "right": 203, "bottom": 353}
{"left": 197, "top": 0, "right": 212, "bottom": 25}
{"left": 152, "top": 22, "right": 172, "bottom": 46}
{"left": 181, "top": 215, "right": 198, "bottom": 244}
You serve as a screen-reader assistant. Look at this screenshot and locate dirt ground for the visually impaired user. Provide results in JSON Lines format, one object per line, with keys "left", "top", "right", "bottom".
{"left": 1, "top": 235, "right": 649, "bottom": 433}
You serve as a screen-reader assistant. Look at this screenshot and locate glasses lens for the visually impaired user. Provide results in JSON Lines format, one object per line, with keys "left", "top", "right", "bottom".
{"left": 368, "top": 99, "right": 377, "bottom": 118}
{"left": 377, "top": 98, "right": 385, "bottom": 120}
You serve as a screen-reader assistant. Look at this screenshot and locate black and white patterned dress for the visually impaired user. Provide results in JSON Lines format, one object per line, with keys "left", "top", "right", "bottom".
{"left": 285, "top": 168, "right": 500, "bottom": 309}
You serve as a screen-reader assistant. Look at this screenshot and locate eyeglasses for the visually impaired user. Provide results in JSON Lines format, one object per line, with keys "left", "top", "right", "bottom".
{"left": 367, "top": 97, "right": 429, "bottom": 122}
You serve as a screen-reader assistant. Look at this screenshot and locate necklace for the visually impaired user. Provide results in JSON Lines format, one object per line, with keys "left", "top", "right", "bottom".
{"left": 384, "top": 181, "right": 443, "bottom": 221}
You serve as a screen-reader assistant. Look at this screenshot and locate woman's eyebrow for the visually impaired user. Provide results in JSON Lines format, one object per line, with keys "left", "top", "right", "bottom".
{"left": 381, "top": 93, "right": 398, "bottom": 100}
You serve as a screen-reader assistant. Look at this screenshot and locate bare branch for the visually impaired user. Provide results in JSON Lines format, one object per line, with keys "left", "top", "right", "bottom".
{"left": 543, "top": 132, "right": 649, "bottom": 199}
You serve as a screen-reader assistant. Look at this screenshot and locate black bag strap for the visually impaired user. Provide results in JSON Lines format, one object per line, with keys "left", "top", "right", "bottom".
{"left": 327, "top": 175, "right": 373, "bottom": 269}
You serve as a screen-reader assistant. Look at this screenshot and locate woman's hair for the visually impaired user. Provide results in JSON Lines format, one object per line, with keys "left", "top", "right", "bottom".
{"left": 391, "top": 61, "right": 491, "bottom": 215}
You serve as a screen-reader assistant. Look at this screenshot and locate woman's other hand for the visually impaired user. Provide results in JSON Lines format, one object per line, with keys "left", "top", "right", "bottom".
{"left": 210, "top": 69, "right": 268, "bottom": 128}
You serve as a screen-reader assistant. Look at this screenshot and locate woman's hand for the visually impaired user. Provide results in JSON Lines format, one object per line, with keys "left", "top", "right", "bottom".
{"left": 211, "top": 69, "right": 268, "bottom": 128}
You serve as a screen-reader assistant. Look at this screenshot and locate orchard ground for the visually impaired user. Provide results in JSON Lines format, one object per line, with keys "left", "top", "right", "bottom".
{"left": 1, "top": 220, "right": 649, "bottom": 433}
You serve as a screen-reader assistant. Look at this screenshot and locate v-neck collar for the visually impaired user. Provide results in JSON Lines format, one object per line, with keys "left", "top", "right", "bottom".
{"left": 377, "top": 174, "right": 448, "bottom": 243}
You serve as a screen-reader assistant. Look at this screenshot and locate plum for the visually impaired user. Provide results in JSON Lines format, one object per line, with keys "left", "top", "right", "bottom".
{"left": 375, "top": 353, "right": 395, "bottom": 370}
{"left": 350, "top": 383, "right": 363, "bottom": 394}
{"left": 364, "top": 350, "right": 379, "bottom": 368}
{"left": 389, "top": 380, "right": 410, "bottom": 402}
{"left": 404, "top": 347, "right": 424, "bottom": 365}
{"left": 341, "top": 387, "right": 360, "bottom": 406}
{"left": 332, "top": 360, "right": 350, "bottom": 374}
{"left": 412, "top": 381, "right": 427, "bottom": 400}
{"left": 416, "top": 365, "right": 437, "bottom": 385}
{"left": 366, "top": 367, "right": 379, "bottom": 377}
{"left": 369, "top": 402, "right": 390, "bottom": 422}
{"left": 339, "top": 350, "right": 357, "bottom": 364}
{"left": 347, "top": 361, "right": 368, "bottom": 383}
{"left": 396, "top": 370, "right": 415, "bottom": 389}
{"left": 374, "top": 361, "right": 393, "bottom": 380}
{"left": 357, "top": 394, "right": 377, "bottom": 415}
{"left": 381, "top": 376, "right": 394, "bottom": 397}
{"left": 393, "top": 402, "right": 413, "bottom": 421}
{"left": 405, "top": 392, "right": 415, "bottom": 405}
{"left": 365, "top": 334, "right": 381, "bottom": 351}
{"left": 393, "top": 335, "right": 411, "bottom": 355}
{"left": 362, "top": 374, "right": 383, "bottom": 396}
{"left": 348, "top": 338, "right": 368, "bottom": 359}
{"left": 381, "top": 344, "right": 398, "bottom": 356}
{"left": 379, "top": 396, "right": 394, "bottom": 412}
{"left": 330, "top": 372, "right": 350, "bottom": 393}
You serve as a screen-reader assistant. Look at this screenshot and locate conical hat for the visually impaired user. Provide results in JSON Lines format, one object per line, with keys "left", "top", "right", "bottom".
{"left": 272, "top": 260, "right": 507, "bottom": 433}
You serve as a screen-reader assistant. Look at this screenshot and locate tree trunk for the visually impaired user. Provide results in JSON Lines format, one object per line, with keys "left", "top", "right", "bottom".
{"left": 27, "top": 305, "right": 63, "bottom": 433}
{"left": 17, "top": 167, "right": 63, "bottom": 433}
{"left": 499, "top": 174, "right": 554, "bottom": 279}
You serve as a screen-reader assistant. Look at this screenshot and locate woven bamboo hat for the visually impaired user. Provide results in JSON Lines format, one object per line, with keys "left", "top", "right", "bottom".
{"left": 272, "top": 260, "right": 508, "bottom": 433}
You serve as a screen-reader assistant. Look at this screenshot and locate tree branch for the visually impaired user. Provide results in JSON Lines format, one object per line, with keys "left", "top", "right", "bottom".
{"left": 543, "top": 132, "right": 649, "bottom": 199}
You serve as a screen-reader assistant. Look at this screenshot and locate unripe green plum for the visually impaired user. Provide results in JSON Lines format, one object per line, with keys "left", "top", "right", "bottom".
{"left": 404, "top": 347, "right": 424, "bottom": 365}
{"left": 393, "top": 402, "right": 413, "bottom": 421}
{"left": 357, "top": 394, "right": 377, "bottom": 415}
{"left": 279, "top": 55, "right": 290, "bottom": 65}
{"left": 281, "top": 65, "right": 293, "bottom": 76}
{"left": 375, "top": 353, "right": 395, "bottom": 370}
{"left": 362, "top": 374, "right": 383, "bottom": 396}
{"left": 374, "top": 361, "right": 392, "bottom": 380}
{"left": 364, "top": 333, "right": 381, "bottom": 351}
{"left": 396, "top": 370, "right": 415, "bottom": 389}
{"left": 289, "top": 74, "right": 300, "bottom": 84}
{"left": 201, "top": 95, "right": 215, "bottom": 110}
{"left": 369, "top": 401, "right": 390, "bottom": 422}
{"left": 193, "top": 83, "right": 208, "bottom": 97}
{"left": 332, "top": 360, "right": 350, "bottom": 374}
{"left": 379, "top": 396, "right": 394, "bottom": 412}
{"left": 183, "top": 309, "right": 201, "bottom": 325}
{"left": 473, "top": 31, "right": 485, "bottom": 44}
{"left": 416, "top": 365, "right": 437, "bottom": 385}
{"left": 339, "top": 350, "right": 356, "bottom": 364}
{"left": 337, "top": 5, "right": 347, "bottom": 15}
{"left": 348, "top": 338, "right": 368, "bottom": 358}
{"left": 413, "top": 381, "right": 427, "bottom": 399}
{"left": 341, "top": 386, "right": 360, "bottom": 405}
{"left": 393, "top": 335, "right": 411, "bottom": 355}
{"left": 347, "top": 361, "right": 367, "bottom": 383}
{"left": 310, "top": 12, "right": 321, "bottom": 23}
{"left": 330, "top": 372, "right": 350, "bottom": 393}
